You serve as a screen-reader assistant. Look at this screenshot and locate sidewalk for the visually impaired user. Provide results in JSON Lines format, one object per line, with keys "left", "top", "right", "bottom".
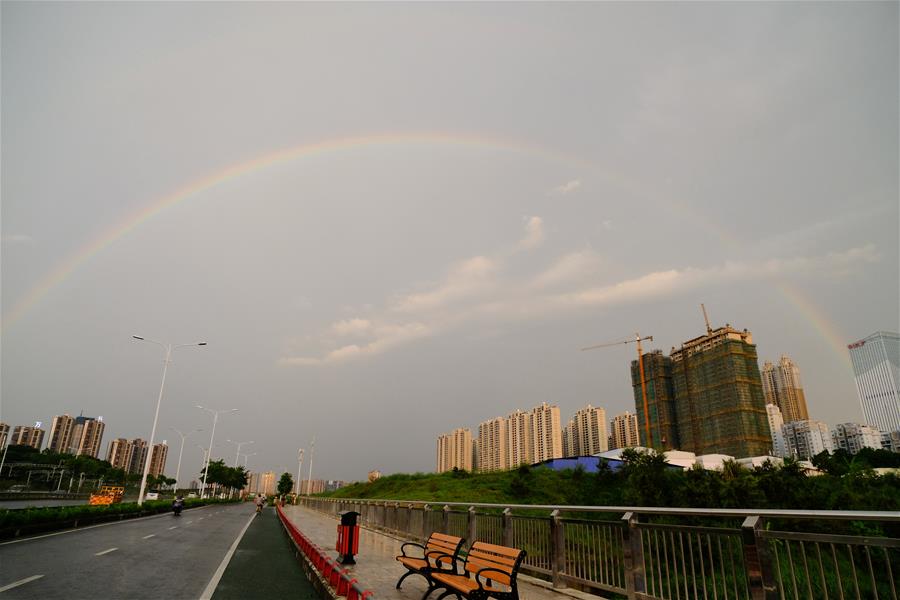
{"left": 280, "top": 504, "right": 606, "bottom": 600}
{"left": 212, "top": 506, "right": 319, "bottom": 600}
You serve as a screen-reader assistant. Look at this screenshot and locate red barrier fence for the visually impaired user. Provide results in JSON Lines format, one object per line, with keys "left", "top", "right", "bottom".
{"left": 277, "top": 505, "right": 374, "bottom": 600}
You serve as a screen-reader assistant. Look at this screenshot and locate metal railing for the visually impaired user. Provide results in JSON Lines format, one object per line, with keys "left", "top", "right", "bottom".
{"left": 298, "top": 497, "right": 899, "bottom": 600}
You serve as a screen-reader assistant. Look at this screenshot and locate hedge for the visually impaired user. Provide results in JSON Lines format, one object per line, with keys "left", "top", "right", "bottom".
{"left": 0, "top": 497, "right": 240, "bottom": 539}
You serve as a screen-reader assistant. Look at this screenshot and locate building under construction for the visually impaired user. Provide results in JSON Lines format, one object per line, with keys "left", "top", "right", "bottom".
{"left": 630, "top": 350, "right": 679, "bottom": 451}
{"left": 669, "top": 324, "right": 771, "bottom": 457}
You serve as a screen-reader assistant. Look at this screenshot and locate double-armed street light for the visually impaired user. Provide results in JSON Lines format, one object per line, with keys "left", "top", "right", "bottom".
{"left": 296, "top": 448, "right": 304, "bottom": 495}
{"left": 132, "top": 336, "right": 207, "bottom": 506}
{"left": 227, "top": 439, "right": 254, "bottom": 467}
{"left": 240, "top": 452, "right": 257, "bottom": 469}
{"left": 197, "top": 405, "right": 237, "bottom": 498}
{"left": 171, "top": 427, "right": 202, "bottom": 492}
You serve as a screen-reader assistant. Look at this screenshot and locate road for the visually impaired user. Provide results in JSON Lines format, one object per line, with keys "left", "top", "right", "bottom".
{"left": 0, "top": 503, "right": 256, "bottom": 599}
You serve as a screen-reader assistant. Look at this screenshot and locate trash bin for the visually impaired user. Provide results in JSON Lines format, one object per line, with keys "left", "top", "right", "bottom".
{"left": 336, "top": 511, "right": 360, "bottom": 564}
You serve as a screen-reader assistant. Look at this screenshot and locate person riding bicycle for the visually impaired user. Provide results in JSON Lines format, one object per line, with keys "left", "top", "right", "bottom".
{"left": 255, "top": 495, "right": 264, "bottom": 513}
{"left": 172, "top": 495, "right": 184, "bottom": 516}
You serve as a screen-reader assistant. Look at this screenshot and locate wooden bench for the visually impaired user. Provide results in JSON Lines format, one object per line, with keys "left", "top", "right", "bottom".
{"left": 396, "top": 532, "right": 466, "bottom": 598}
{"left": 428, "top": 542, "right": 526, "bottom": 600}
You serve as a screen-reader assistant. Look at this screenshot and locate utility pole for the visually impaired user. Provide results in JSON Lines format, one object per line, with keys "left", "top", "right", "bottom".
{"left": 582, "top": 332, "right": 657, "bottom": 448}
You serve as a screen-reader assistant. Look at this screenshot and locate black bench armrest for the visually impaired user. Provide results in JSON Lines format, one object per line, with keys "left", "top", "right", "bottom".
{"left": 400, "top": 542, "right": 427, "bottom": 558}
{"left": 474, "top": 567, "right": 514, "bottom": 589}
{"left": 425, "top": 550, "right": 458, "bottom": 571}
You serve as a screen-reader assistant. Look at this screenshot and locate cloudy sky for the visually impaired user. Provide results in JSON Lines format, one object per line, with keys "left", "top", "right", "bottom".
{"left": 2, "top": 2, "right": 898, "bottom": 482}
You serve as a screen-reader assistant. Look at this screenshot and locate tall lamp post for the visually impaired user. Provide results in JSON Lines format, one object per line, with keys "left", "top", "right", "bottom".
{"left": 197, "top": 406, "right": 237, "bottom": 498}
{"left": 240, "top": 452, "right": 257, "bottom": 469}
{"left": 295, "top": 448, "right": 304, "bottom": 495}
{"left": 227, "top": 439, "right": 254, "bottom": 467}
{"left": 171, "top": 427, "right": 202, "bottom": 492}
{"left": 306, "top": 436, "right": 315, "bottom": 496}
{"left": 132, "top": 336, "right": 206, "bottom": 506}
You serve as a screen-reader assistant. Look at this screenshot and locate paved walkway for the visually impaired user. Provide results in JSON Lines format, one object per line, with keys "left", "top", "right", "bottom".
{"left": 280, "top": 504, "right": 607, "bottom": 600}
{"left": 213, "top": 506, "right": 319, "bottom": 599}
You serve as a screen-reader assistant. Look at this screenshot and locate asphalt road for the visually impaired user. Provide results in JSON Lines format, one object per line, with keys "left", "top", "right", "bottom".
{"left": 0, "top": 503, "right": 257, "bottom": 599}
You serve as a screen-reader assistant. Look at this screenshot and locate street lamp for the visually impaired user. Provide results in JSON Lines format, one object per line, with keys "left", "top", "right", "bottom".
{"left": 132, "top": 336, "right": 207, "bottom": 506}
{"left": 197, "top": 405, "right": 237, "bottom": 498}
{"left": 171, "top": 427, "right": 202, "bottom": 492}
{"left": 227, "top": 439, "right": 254, "bottom": 467}
{"left": 239, "top": 452, "right": 257, "bottom": 469}
{"left": 295, "top": 448, "right": 304, "bottom": 495}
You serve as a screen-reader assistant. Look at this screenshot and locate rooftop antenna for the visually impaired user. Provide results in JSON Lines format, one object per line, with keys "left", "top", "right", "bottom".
{"left": 701, "top": 304, "right": 712, "bottom": 335}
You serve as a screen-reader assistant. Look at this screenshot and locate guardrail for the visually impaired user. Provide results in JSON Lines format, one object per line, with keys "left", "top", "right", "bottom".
{"left": 277, "top": 504, "right": 374, "bottom": 600}
{"left": 298, "top": 497, "right": 899, "bottom": 600}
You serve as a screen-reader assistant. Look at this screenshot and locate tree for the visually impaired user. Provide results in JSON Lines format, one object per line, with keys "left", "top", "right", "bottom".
{"left": 277, "top": 472, "right": 294, "bottom": 496}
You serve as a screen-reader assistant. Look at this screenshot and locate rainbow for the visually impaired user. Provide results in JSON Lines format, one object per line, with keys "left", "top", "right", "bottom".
{"left": 2, "top": 130, "right": 852, "bottom": 367}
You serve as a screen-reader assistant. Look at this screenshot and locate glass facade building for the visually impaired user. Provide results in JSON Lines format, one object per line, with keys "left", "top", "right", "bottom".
{"left": 848, "top": 331, "right": 900, "bottom": 434}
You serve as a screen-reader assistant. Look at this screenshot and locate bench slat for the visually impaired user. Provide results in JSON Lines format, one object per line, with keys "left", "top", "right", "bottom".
{"left": 467, "top": 549, "right": 518, "bottom": 567}
{"left": 471, "top": 542, "right": 523, "bottom": 558}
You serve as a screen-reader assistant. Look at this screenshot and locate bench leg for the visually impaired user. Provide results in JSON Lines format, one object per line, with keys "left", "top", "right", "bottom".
{"left": 421, "top": 581, "right": 439, "bottom": 600}
{"left": 435, "top": 590, "right": 462, "bottom": 600}
{"left": 396, "top": 570, "right": 418, "bottom": 589}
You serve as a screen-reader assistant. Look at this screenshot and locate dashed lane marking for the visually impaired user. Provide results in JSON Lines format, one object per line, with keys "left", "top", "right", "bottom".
{"left": 168, "top": 526, "right": 178, "bottom": 530}
{"left": 0, "top": 575, "right": 45, "bottom": 593}
{"left": 95, "top": 547, "right": 118, "bottom": 556}
{"left": 186, "top": 521, "right": 193, "bottom": 525}
{"left": 143, "top": 534, "right": 156, "bottom": 539}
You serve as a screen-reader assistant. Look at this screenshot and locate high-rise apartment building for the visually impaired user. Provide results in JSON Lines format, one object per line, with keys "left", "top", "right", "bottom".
{"left": 11, "top": 424, "right": 45, "bottom": 449}
{"left": 848, "top": 332, "right": 900, "bottom": 434}
{"left": 0, "top": 422, "right": 11, "bottom": 448}
{"left": 48, "top": 414, "right": 76, "bottom": 454}
{"left": 477, "top": 417, "right": 508, "bottom": 472}
{"left": 106, "top": 438, "right": 133, "bottom": 470}
{"left": 761, "top": 356, "right": 810, "bottom": 424}
{"left": 670, "top": 324, "right": 770, "bottom": 457}
{"left": 782, "top": 420, "right": 833, "bottom": 460}
{"left": 300, "top": 479, "right": 326, "bottom": 494}
{"left": 128, "top": 439, "right": 149, "bottom": 474}
{"left": 765, "top": 404, "right": 786, "bottom": 457}
{"left": 69, "top": 416, "right": 105, "bottom": 458}
{"left": 609, "top": 412, "right": 640, "bottom": 449}
{"left": 436, "top": 428, "right": 473, "bottom": 472}
{"left": 260, "top": 471, "right": 276, "bottom": 495}
{"left": 531, "top": 403, "right": 563, "bottom": 463}
{"left": 245, "top": 471, "right": 260, "bottom": 494}
{"left": 831, "top": 423, "right": 883, "bottom": 455}
{"left": 148, "top": 443, "right": 168, "bottom": 477}
{"left": 507, "top": 410, "right": 533, "bottom": 468}
{"left": 563, "top": 405, "right": 608, "bottom": 456}
{"left": 631, "top": 350, "right": 679, "bottom": 450}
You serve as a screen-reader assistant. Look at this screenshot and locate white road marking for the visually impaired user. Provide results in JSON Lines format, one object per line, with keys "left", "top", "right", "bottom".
{"left": 95, "top": 547, "right": 118, "bottom": 556}
{"left": 0, "top": 575, "right": 44, "bottom": 593}
{"left": 199, "top": 513, "right": 256, "bottom": 600}
{"left": 186, "top": 520, "right": 193, "bottom": 525}
{"left": 168, "top": 526, "right": 178, "bottom": 530}
{"left": 143, "top": 534, "right": 156, "bottom": 539}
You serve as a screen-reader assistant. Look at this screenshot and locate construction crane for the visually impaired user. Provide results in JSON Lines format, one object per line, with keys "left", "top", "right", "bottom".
{"left": 582, "top": 333, "right": 655, "bottom": 448}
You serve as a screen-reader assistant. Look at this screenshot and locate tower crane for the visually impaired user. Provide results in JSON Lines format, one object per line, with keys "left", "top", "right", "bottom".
{"left": 582, "top": 333, "right": 655, "bottom": 448}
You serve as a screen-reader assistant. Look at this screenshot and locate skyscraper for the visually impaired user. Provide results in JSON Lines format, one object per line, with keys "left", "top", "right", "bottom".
{"left": 477, "top": 417, "right": 507, "bottom": 472}
{"left": 848, "top": 331, "right": 900, "bottom": 433}
{"left": 631, "top": 350, "right": 678, "bottom": 450}
{"left": 48, "top": 414, "right": 76, "bottom": 454}
{"left": 11, "top": 424, "right": 45, "bottom": 449}
{"left": 128, "top": 439, "right": 149, "bottom": 474}
{"left": 106, "top": 438, "right": 133, "bottom": 470}
{"left": 148, "top": 442, "right": 169, "bottom": 477}
{"left": 609, "top": 412, "right": 640, "bottom": 449}
{"left": 436, "top": 428, "right": 473, "bottom": 472}
{"left": 670, "top": 324, "right": 771, "bottom": 457}
{"left": 761, "top": 356, "right": 810, "bottom": 424}
{"left": 68, "top": 415, "right": 106, "bottom": 458}
{"left": 507, "top": 409, "right": 533, "bottom": 468}
{"left": 563, "top": 405, "right": 608, "bottom": 456}
{"left": 530, "top": 402, "right": 563, "bottom": 463}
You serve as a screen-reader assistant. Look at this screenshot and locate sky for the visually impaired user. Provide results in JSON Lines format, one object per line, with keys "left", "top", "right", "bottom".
{"left": 2, "top": 2, "right": 898, "bottom": 483}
